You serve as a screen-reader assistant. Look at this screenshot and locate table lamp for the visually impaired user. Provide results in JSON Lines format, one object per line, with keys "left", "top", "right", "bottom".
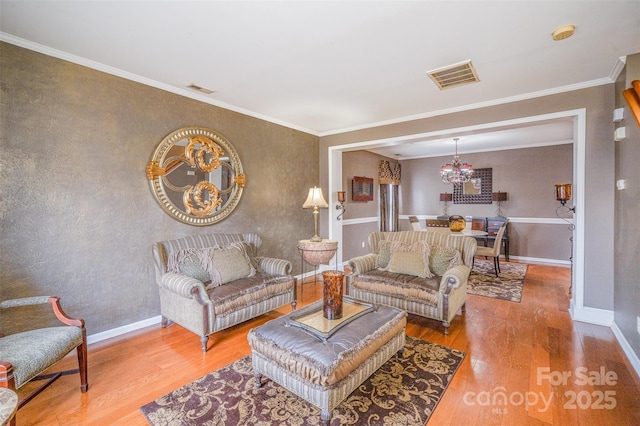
{"left": 303, "top": 187, "right": 329, "bottom": 242}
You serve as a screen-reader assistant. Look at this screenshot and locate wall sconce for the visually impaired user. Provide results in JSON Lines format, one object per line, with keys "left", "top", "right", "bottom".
{"left": 491, "top": 191, "right": 508, "bottom": 217}
{"left": 439, "top": 192, "right": 452, "bottom": 216}
{"left": 554, "top": 183, "right": 575, "bottom": 295}
{"left": 303, "top": 186, "right": 329, "bottom": 242}
{"left": 555, "top": 183, "right": 575, "bottom": 212}
{"left": 336, "top": 191, "right": 346, "bottom": 220}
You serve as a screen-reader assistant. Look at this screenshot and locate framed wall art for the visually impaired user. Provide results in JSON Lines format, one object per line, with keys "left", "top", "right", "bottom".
{"left": 453, "top": 168, "right": 492, "bottom": 204}
{"left": 352, "top": 176, "right": 374, "bottom": 201}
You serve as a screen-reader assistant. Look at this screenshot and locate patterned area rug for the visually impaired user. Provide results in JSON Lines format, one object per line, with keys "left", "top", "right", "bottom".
{"left": 468, "top": 259, "right": 528, "bottom": 302}
{"left": 140, "top": 336, "right": 465, "bottom": 426}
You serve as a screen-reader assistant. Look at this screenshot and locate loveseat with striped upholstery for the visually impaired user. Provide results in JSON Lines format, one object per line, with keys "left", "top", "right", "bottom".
{"left": 152, "top": 233, "right": 295, "bottom": 352}
{"left": 346, "top": 231, "right": 477, "bottom": 335}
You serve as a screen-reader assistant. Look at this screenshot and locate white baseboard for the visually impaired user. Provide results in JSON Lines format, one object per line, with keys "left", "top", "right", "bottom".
{"left": 570, "top": 305, "right": 614, "bottom": 327}
{"left": 296, "top": 263, "right": 348, "bottom": 281}
{"left": 86, "top": 315, "right": 162, "bottom": 345}
{"left": 611, "top": 322, "right": 640, "bottom": 379}
{"left": 508, "top": 255, "right": 571, "bottom": 266}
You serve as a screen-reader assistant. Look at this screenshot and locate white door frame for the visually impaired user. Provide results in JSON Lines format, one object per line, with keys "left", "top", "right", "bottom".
{"left": 327, "top": 108, "right": 586, "bottom": 317}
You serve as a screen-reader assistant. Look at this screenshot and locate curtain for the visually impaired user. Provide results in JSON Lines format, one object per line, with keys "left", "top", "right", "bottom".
{"left": 379, "top": 161, "right": 401, "bottom": 232}
{"left": 379, "top": 183, "right": 399, "bottom": 231}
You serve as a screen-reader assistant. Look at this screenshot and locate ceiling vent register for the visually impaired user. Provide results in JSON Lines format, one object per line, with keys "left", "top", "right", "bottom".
{"left": 427, "top": 60, "right": 480, "bottom": 90}
{"left": 187, "top": 84, "right": 215, "bottom": 94}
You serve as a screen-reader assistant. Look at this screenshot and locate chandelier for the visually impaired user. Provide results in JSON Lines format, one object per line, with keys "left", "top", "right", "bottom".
{"left": 440, "top": 137, "right": 473, "bottom": 184}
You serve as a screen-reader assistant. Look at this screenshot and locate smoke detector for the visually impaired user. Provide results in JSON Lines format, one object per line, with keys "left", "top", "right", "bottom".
{"left": 552, "top": 25, "right": 575, "bottom": 41}
{"left": 426, "top": 60, "right": 480, "bottom": 90}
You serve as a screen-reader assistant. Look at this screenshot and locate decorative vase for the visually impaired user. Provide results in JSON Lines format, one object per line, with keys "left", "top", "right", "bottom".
{"left": 322, "top": 271, "right": 344, "bottom": 320}
{"left": 449, "top": 215, "right": 466, "bottom": 232}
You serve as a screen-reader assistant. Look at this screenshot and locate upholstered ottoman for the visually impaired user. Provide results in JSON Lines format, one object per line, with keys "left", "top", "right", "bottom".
{"left": 247, "top": 298, "right": 406, "bottom": 425}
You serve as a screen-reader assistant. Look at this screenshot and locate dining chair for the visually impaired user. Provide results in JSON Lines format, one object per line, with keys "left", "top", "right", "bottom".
{"left": 474, "top": 224, "right": 507, "bottom": 276}
{"left": 486, "top": 217, "right": 510, "bottom": 261}
{"left": 408, "top": 216, "right": 422, "bottom": 230}
{"left": 471, "top": 216, "right": 488, "bottom": 246}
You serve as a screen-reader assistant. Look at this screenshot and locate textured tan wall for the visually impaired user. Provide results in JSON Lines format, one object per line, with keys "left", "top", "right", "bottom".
{"left": 0, "top": 42, "right": 319, "bottom": 334}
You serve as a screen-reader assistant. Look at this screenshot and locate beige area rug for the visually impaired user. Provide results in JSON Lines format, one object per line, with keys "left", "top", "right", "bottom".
{"left": 468, "top": 259, "right": 528, "bottom": 302}
{"left": 140, "top": 336, "right": 465, "bottom": 426}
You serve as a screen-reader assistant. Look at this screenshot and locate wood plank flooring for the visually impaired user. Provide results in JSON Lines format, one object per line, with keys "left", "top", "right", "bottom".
{"left": 15, "top": 263, "right": 640, "bottom": 425}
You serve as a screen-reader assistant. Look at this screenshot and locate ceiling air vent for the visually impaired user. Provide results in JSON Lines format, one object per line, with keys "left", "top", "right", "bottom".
{"left": 187, "top": 83, "right": 215, "bottom": 94}
{"left": 426, "top": 60, "right": 479, "bottom": 90}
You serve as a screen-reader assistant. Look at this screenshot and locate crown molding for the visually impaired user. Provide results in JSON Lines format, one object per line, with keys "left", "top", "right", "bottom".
{"left": 0, "top": 32, "right": 319, "bottom": 137}
{"left": 320, "top": 78, "right": 614, "bottom": 137}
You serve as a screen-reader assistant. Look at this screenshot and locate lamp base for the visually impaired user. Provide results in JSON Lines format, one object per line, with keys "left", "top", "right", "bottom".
{"left": 310, "top": 209, "right": 322, "bottom": 243}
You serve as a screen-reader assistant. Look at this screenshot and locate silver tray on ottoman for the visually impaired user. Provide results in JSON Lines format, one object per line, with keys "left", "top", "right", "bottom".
{"left": 288, "top": 296, "right": 375, "bottom": 340}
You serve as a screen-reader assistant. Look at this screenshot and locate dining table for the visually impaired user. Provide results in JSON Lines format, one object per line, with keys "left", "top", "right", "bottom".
{"left": 424, "top": 228, "right": 488, "bottom": 237}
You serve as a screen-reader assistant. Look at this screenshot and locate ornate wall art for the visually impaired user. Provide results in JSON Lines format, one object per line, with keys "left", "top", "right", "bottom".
{"left": 453, "top": 168, "right": 492, "bottom": 204}
{"left": 352, "top": 176, "right": 374, "bottom": 201}
{"left": 146, "top": 126, "right": 246, "bottom": 225}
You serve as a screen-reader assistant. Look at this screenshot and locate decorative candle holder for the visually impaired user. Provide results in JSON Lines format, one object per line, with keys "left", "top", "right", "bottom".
{"left": 322, "top": 271, "right": 344, "bottom": 320}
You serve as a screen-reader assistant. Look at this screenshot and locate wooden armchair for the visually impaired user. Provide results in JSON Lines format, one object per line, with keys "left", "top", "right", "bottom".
{"left": 0, "top": 296, "right": 88, "bottom": 413}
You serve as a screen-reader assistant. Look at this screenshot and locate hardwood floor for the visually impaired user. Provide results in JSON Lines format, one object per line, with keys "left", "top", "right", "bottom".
{"left": 16, "top": 263, "right": 640, "bottom": 425}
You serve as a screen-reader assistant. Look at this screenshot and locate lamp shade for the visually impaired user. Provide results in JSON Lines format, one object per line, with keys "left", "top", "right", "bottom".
{"left": 492, "top": 192, "right": 508, "bottom": 202}
{"left": 439, "top": 192, "right": 453, "bottom": 202}
{"left": 303, "top": 186, "right": 329, "bottom": 209}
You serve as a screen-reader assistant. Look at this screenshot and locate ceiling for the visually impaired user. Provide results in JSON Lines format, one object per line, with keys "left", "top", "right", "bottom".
{"left": 1, "top": 1, "right": 639, "bottom": 158}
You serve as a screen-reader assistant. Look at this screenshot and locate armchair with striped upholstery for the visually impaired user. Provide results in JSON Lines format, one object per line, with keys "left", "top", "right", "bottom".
{"left": 347, "top": 231, "right": 477, "bottom": 335}
{"left": 152, "top": 233, "right": 295, "bottom": 352}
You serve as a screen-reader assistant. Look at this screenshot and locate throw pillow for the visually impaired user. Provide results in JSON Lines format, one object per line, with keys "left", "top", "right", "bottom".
{"left": 429, "top": 245, "right": 463, "bottom": 276}
{"left": 166, "top": 248, "right": 211, "bottom": 283}
{"left": 241, "top": 241, "right": 262, "bottom": 272}
{"left": 378, "top": 240, "right": 421, "bottom": 269}
{"left": 201, "top": 242, "right": 256, "bottom": 289}
{"left": 385, "top": 240, "right": 433, "bottom": 278}
{"left": 377, "top": 240, "right": 393, "bottom": 269}
{"left": 386, "top": 250, "right": 432, "bottom": 278}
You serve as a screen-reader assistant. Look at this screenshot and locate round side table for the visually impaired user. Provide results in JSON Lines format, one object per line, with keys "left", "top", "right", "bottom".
{"left": 297, "top": 239, "right": 338, "bottom": 303}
